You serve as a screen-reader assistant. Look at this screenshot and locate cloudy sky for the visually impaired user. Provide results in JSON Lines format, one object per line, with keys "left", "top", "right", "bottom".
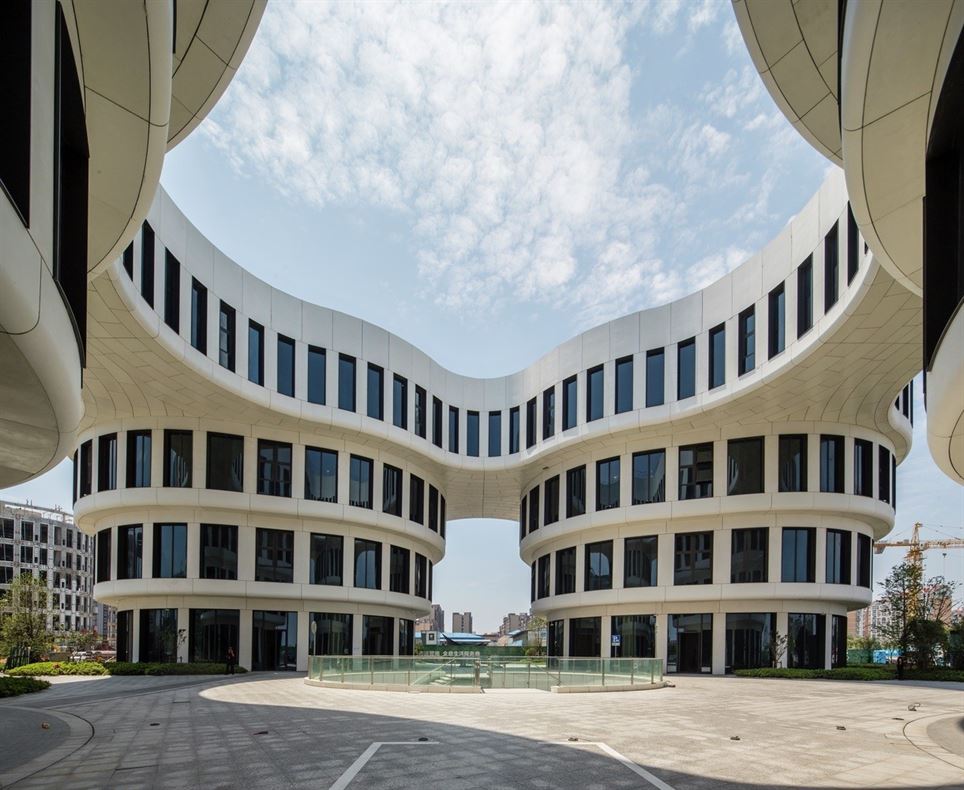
{"left": 6, "top": 0, "right": 962, "bottom": 631}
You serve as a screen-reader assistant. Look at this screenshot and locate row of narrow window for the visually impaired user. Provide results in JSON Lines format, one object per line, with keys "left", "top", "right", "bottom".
{"left": 73, "top": 430, "right": 446, "bottom": 535}
{"left": 96, "top": 524, "right": 433, "bottom": 597}
{"left": 530, "top": 529, "right": 873, "bottom": 600}
{"left": 520, "top": 435, "right": 895, "bottom": 539}
{"left": 125, "top": 212, "right": 860, "bottom": 457}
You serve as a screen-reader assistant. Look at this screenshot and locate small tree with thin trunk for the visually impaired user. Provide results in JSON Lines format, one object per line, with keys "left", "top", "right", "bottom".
{"left": 0, "top": 573, "right": 52, "bottom": 659}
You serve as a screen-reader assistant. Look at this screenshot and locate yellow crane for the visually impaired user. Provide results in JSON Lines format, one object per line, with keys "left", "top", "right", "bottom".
{"left": 874, "top": 522, "right": 964, "bottom": 568}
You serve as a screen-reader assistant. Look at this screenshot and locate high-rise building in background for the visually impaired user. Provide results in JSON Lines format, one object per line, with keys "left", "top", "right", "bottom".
{"left": 500, "top": 612, "right": 532, "bottom": 637}
{"left": 416, "top": 604, "right": 445, "bottom": 633}
{"left": 452, "top": 612, "right": 473, "bottom": 633}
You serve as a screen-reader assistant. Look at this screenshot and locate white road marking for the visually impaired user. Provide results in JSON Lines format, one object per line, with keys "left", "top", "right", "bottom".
{"left": 557, "top": 740, "right": 676, "bottom": 790}
{"left": 328, "top": 741, "right": 439, "bottom": 790}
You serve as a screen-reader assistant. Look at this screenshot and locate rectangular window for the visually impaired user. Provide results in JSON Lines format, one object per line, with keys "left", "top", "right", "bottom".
{"left": 624, "top": 536, "right": 658, "bottom": 587}
{"left": 847, "top": 204, "right": 859, "bottom": 283}
{"left": 310, "top": 533, "right": 342, "bottom": 585}
{"left": 819, "top": 434, "right": 844, "bottom": 493}
{"left": 163, "top": 429, "right": 192, "bottom": 487}
{"left": 586, "top": 364, "right": 604, "bottom": 421}
{"left": 116, "top": 610, "right": 134, "bottom": 661}
{"left": 788, "top": 613, "right": 825, "bottom": 669}
{"left": 310, "top": 612, "right": 353, "bottom": 656}
{"left": 218, "top": 301, "right": 235, "bottom": 371}
{"left": 677, "top": 337, "right": 696, "bottom": 399}
{"left": 140, "top": 608, "right": 178, "bottom": 663}
{"left": 366, "top": 363, "right": 383, "bottom": 420}
{"left": 126, "top": 430, "right": 152, "bottom": 488}
{"left": 569, "top": 616, "right": 602, "bottom": 658}
{"left": 595, "top": 457, "right": 620, "bottom": 510}
{"left": 255, "top": 528, "right": 293, "bottom": 583}
{"left": 526, "top": 397, "right": 537, "bottom": 448}
{"left": 79, "top": 440, "right": 92, "bottom": 496}
{"left": 632, "top": 449, "right": 665, "bottom": 505}
{"left": 348, "top": 455, "right": 374, "bottom": 509}
{"left": 826, "top": 529, "right": 852, "bottom": 585}
{"left": 190, "top": 278, "right": 207, "bottom": 353}
{"left": 206, "top": 432, "right": 244, "bottom": 492}
{"left": 488, "top": 411, "right": 502, "bottom": 456}
{"left": 415, "top": 553, "right": 428, "bottom": 598}
{"left": 778, "top": 434, "right": 808, "bottom": 492}
{"left": 189, "top": 608, "right": 239, "bottom": 664}
{"left": 674, "top": 531, "right": 713, "bottom": 585}
{"left": 543, "top": 387, "right": 555, "bottom": 439}
{"left": 854, "top": 438, "right": 874, "bottom": 497}
{"left": 164, "top": 251, "right": 180, "bottom": 332}
{"left": 645, "top": 348, "right": 665, "bottom": 406}
{"left": 354, "top": 538, "right": 381, "bottom": 589}
{"left": 466, "top": 411, "right": 480, "bottom": 457}
{"left": 257, "top": 439, "right": 292, "bottom": 497}
{"left": 389, "top": 546, "right": 410, "bottom": 594}
{"left": 409, "top": 475, "right": 424, "bottom": 523}
{"left": 392, "top": 375, "right": 407, "bottom": 429}
{"left": 432, "top": 396, "right": 443, "bottom": 447}
{"left": 519, "top": 496, "right": 527, "bottom": 540}
{"left": 199, "top": 524, "right": 238, "bottom": 580}
{"left": 725, "top": 612, "right": 775, "bottom": 670}
{"left": 878, "top": 446, "right": 891, "bottom": 503}
{"left": 679, "top": 442, "right": 713, "bottom": 500}
{"left": 537, "top": 554, "right": 550, "bottom": 599}
{"left": 305, "top": 447, "right": 337, "bottom": 503}
{"left": 555, "top": 547, "right": 576, "bottom": 594}
{"left": 414, "top": 386, "right": 427, "bottom": 438}
{"left": 0, "top": 1, "right": 31, "bottom": 224}
{"left": 615, "top": 356, "right": 634, "bottom": 413}
{"left": 768, "top": 283, "right": 785, "bottom": 358}
{"left": 153, "top": 523, "right": 187, "bottom": 578}
{"left": 338, "top": 354, "right": 356, "bottom": 411}
{"left": 123, "top": 243, "right": 134, "bottom": 278}
{"left": 857, "top": 533, "right": 872, "bottom": 587}
{"left": 727, "top": 437, "right": 764, "bottom": 495}
{"left": 528, "top": 486, "right": 540, "bottom": 532}
{"left": 448, "top": 406, "right": 459, "bottom": 453}
{"left": 116, "top": 524, "right": 143, "bottom": 580}
{"left": 824, "top": 221, "right": 839, "bottom": 311}
{"left": 544, "top": 475, "right": 559, "bottom": 525}
{"left": 797, "top": 256, "right": 813, "bottom": 337}
{"left": 307, "top": 345, "right": 326, "bottom": 405}
{"left": 562, "top": 375, "right": 578, "bottom": 430}
{"left": 96, "top": 528, "right": 111, "bottom": 583}
{"left": 399, "top": 619, "right": 414, "bottom": 656}
{"left": 584, "top": 540, "right": 613, "bottom": 591}
{"left": 509, "top": 406, "right": 520, "bottom": 454}
{"left": 98, "top": 433, "right": 117, "bottom": 491}
{"left": 248, "top": 320, "right": 264, "bottom": 386}
{"left": 781, "top": 527, "right": 816, "bottom": 582}
{"left": 277, "top": 335, "right": 295, "bottom": 397}
{"left": 566, "top": 465, "right": 586, "bottom": 517}
{"left": 382, "top": 464, "right": 402, "bottom": 516}
{"left": 429, "top": 485, "right": 439, "bottom": 532}
{"left": 141, "top": 222, "right": 155, "bottom": 306}
{"left": 731, "top": 528, "right": 768, "bottom": 583}
{"left": 708, "top": 324, "right": 725, "bottom": 389}
{"left": 738, "top": 307, "right": 755, "bottom": 375}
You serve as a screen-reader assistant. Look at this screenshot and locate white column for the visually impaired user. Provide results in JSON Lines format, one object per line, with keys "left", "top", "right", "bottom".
{"left": 775, "top": 611, "right": 789, "bottom": 668}
{"left": 297, "top": 611, "right": 310, "bottom": 671}
{"left": 711, "top": 612, "right": 725, "bottom": 675}
{"left": 352, "top": 612, "right": 364, "bottom": 656}
{"left": 655, "top": 613, "right": 668, "bottom": 672}
{"left": 600, "top": 615, "right": 612, "bottom": 659}
{"left": 239, "top": 609, "right": 253, "bottom": 670}
{"left": 177, "top": 607, "right": 189, "bottom": 663}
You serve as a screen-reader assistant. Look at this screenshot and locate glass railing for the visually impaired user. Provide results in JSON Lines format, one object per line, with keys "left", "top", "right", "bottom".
{"left": 307, "top": 655, "right": 663, "bottom": 691}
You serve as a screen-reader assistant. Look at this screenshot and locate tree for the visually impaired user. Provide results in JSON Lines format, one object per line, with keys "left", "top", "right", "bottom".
{"left": 876, "top": 561, "right": 922, "bottom": 656}
{"left": 0, "top": 573, "right": 52, "bottom": 659}
{"left": 877, "top": 561, "right": 957, "bottom": 666}
{"left": 907, "top": 619, "right": 948, "bottom": 669}
{"left": 767, "top": 631, "right": 788, "bottom": 667}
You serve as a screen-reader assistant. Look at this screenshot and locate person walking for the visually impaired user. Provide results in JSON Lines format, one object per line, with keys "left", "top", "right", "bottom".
{"left": 226, "top": 645, "right": 236, "bottom": 675}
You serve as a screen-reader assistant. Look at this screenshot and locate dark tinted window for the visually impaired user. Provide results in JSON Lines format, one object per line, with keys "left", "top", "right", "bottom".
{"left": 488, "top": 411, "right": 501, "bottom": 456}
{"left": 207, "top": 433, "right": 244, "bottom": 492}
{"left": 679, "top": 442, "right": 713, "bottom": 500}
{"left": 366, "top": 363, "right": 383, "bottom": 420}
{"left": 731, "top": 528, "right": 768, "bottom": 583}
{"left": 0, "top": 1, "right": 31, "bottom": 223}
{"left": 615, "top": 356, "right": 633, "bottom": 413}
{"left": 96, "top": 528, "right": 111, "bottom": 583}
{"left": 466, "top": 411, "right": 480, "bottom": 456}
{"left": 857, "top": 533, "right": 872, "bottom": 587}
{"left": 117, "top": 524, "right": 143, "bottom": 580}
{"left": 307, "top": 346, "right": 325, "bottom": 404}
{"left": 98, "top": 433, "right": 117, "bottom": 491}
{"left": 414, "top": 386, "right": 427, "bottom": 438}
{"left": 854, "top": 438, "right": 873, "bottom": 497}
{"left": 674, "top": 531, "right": 713, "bottom": 585}
{"left": 248, "top": 320, "right": 264, "bottom": 385}
{"left": 537, "top": 554, "right": 550, "bottom": 599}
{"left": 824, "top": 221, "right": 839, "bottom": 311}
{"left": 164, "top": 251, "right": 180, "bottom": 332}
{"left": 218, "top": 301, "right": 235, "bottom": 371}
{"left": 310, "top": 612, "right": 352, "bottom": 655}
{"left": 544, "top": 475, "right": 559, "bottom": 524}
{"left": 528, "top": 486, "right": 540, "bottom": 532}
{"left": 632, "top": 449, "right": 665, "bottom": 504}
{"left": 277, "top": 335, "right": 295, "bottom": 397}
{"left": 878, "top": 446, "right": 891, "bottom": 503}
{"left": 819, "top": 435, "right": 844, "bottom": 493}
{"left": 509, "top": 406, "right": 520, "bottom": 453}
{"left": 338, "top": 354, "right": 356, "bottom": 411}
{"left": 448, "top": 406, "right": 459, "bottom": 453}
{"left": 79, "top": 440, "right": 92, "bottom": 496}
{"left": 727, "top": 437, "right": 764, "bottom": 495}
{"left": 191, "top": 278, "right": 207, "bottom": 353}
{"left": 738, "top": 307, "right": 755, "bottom": 375}
{"left": 782, "top": 527, "right": 815, "bottom": 582}
{"left": 126, "top": 430, "right": 152, "bottom": 488}
{"left": 624, "top": 536, "right": 658, "bottom": 587}
{"left": 526, "top": 398, "right": 537, "bottom": 448}
{"left": 141, "top": 222, "right": 155, "bottom": 306}
{"left": 163, "top": 429, "right": 192, "bottom": 487}
{"left": 432, "top": 396, "right": 443, "bottom": 447}
{"left": 305, "top": 447, "right": 337, "bottom": 503}
{"left": 409, "top": 475, "right": 424, "bottom": 523}
{"left": 390, "top": 545, "right": 410, "bottom": 594}
{"left": 826, "top": 529, "right": 851, "bottom": 584}
{"left": 646, "top": 349, "right": 664, "bottom": 406}
{"left": 429, "top": 485, "right": 439, "bottom": 532}
{"left": 415, "top": 553, "right": 428, "bottom": 597}
{"left": 566, "top": 465, "right": 586, "bottom": 517}
{"left": 199, "top": 524, "right": 237, "bottom": 580}
{"left": 587, "top": 365, "right": 604, "bottom": 421}
{"left": 768, "top": 283, "right": 785, "bottom": 358}
{"left": 392, "top": 375, "right": 407, "bottom": 428}
{"left": 596, "top": 457, "right": 620, "bottom": 510}
{"left": 257, "top": 440, "right": 292, "bottom": 497}
{"left": 847, "top": 204, "right": 859, "bottom": 282}
{"left": 677, "top": 338, "right": 696, "bottom": 399}
{"left": 584, "top": 540, "right": 613, "bottom": 590}
{"left": 255, "top": 528, "right": 293, "bottom": 583}
{"left": 153, "top": 523, "right": 187, "bottom": 578}
{"left": 354, "top": 538, "right": 381, "bottom": 589}
{"left": 562, "top": 375, "right": 577, "bottom": 429}
{"left": 797, "top": 256, "right": 813, "bottom": 337}
{"left": 708, "top": 324, "right": 725, "bottom": 389}
{"left": 543, "top": 387, "right": 555, "bottom": 438}
{"left": 348, "top": 455, "right": 374, "bottom": 509}
{"left": 555, "top": 547, "right": 576, "bottom": 594}
{"left": 778, "top": 434, "right": 807, "bottom": 492}
{"left": 382, "top": 464, "right": 402, "bottom": 516}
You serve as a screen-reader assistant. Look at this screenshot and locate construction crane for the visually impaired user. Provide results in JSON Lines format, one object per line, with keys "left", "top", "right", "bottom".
{"left": 874, "top": 522, "right": 964, "bottom": 568}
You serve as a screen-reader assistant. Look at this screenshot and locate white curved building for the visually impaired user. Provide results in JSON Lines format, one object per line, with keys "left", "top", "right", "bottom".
{"left": 1, "top": 2, "right": 959, "bottom": 674}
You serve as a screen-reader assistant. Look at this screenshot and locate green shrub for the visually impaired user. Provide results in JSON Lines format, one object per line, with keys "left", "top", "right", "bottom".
{"left": 733, "top": 666, "right": 964, "bottom": 682}
{"left": 6, "top": 660, "right": 108, "bottom": 677}
{"left": 0, "top": 677, "right": 50, "bottom": 697}
{"left": 107, "top": 661, "right": 247, "bottom": 676}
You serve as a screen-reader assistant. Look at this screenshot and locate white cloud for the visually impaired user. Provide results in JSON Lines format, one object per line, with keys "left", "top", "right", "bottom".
{"left": 688, "top": 0, "right": 721, "bottom": 32}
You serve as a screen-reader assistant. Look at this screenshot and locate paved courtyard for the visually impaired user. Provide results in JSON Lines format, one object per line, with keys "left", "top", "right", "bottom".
{"left": 0, "top": 673, "right": 961, "bottom": 789}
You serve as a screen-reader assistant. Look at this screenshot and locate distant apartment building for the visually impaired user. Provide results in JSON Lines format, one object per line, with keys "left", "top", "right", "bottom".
{"left": 0, "top": 501, "right": 95, "bottom": 633}
{"left": 96, "top": 602, "right": 117, "bottom": 647}
{"left": 415, "top": 604, "right": 445, "bottom": 633}
{"left": 452, "top": 612, "right": 473, "bottom": 633}
{"left": 499, "top": 612, "right": 532, "bottom": 637}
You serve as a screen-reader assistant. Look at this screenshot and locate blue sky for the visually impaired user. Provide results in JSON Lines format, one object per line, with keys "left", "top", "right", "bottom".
{"left": 5, "top": 1, "right": 961, "bottom": 632}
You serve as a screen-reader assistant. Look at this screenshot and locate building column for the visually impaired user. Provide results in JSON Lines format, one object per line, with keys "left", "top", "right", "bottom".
{"left": 600, "top": 615, "right": 612, "bottom": 659}
{"left": 655, "top": 612, "right": 668, "bottom": 672}
{"left": 823, "top": 613, "right": 833, "bottom": 670}
{"left": 297, "top": 610, "right": 310, "bottom": 672}
{"left": 238, "top": 608, "right": 253, "bottom": 670}
{"left": 711, "top": 611, "right": 726, "bottom": 675}
{"left": 775, "top": 611, "right": 789, "bottom": 668}
{"left": 177, "top": 607, "right": 190, "bottom": 663}
{"left": 352, "top": 613, "right": 364, "bottom": 656}
{"left": 131, "top": 609, "right": 141, "bottom": 663}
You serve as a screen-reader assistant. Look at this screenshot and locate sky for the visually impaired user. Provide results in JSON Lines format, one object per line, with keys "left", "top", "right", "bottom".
{"left": 4, "top": 1, "right": 962, "bottom": 632}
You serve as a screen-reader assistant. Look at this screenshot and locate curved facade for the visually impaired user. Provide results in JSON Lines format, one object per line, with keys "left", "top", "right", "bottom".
{"left": 70, "top": 168, "right": 918, "bottom": 673}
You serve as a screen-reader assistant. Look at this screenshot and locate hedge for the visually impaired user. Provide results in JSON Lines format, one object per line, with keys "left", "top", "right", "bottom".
{"left": 734, "top": 666, "right": 964, "bottom": 682}
{"left": 107, "top": 662, "right": 247, "bottom": 676}
{"left": 6, "top": 661, "right": 108, "bottom": 677}
{"left": 0, "top": 677, "right": 50, "bottom": 697}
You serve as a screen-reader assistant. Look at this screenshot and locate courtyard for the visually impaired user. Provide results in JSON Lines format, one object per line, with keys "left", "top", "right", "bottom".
{"left": 0, "top": 673, "right": 960, "bottom": 789}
